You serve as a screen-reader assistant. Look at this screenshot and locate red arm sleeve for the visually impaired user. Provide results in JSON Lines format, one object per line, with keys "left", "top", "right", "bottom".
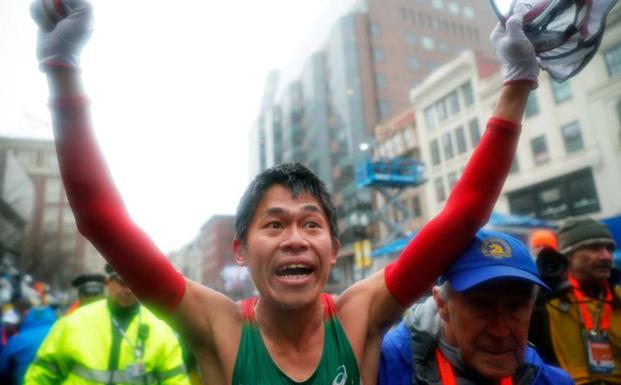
{"left": 49, "top": 96, "right": 186, "bottom": 314}
{"left": 384, "top": 117, "right": 520, "bottom": 306}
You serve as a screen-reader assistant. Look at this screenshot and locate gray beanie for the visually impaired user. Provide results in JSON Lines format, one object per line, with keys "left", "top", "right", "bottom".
{"left": 558, "top": 217, "right": 616, "bottom": 255}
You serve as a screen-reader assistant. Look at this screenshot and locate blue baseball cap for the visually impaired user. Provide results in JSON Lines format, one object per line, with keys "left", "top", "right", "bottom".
{"left": 438, "top": 230, "right": 550, "bottom": 292}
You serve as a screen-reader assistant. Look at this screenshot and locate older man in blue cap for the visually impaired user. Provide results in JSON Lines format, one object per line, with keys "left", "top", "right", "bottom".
{"left": 379, "top": 230, "right": 572, "bottom": 385}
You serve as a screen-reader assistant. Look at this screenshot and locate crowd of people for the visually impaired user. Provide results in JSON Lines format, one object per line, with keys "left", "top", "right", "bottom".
{"left": 0, "top": 265, "right": 202, "bottom": 385}
{"left": 0, "top": 0, "right": 618, "bottom": 384}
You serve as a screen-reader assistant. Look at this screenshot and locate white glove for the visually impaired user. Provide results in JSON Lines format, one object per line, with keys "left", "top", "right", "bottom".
{"left": 30, "top": 0, "right": 93, "bottom": 71}
{"left": 490, "top": 10, "right": 539, "bottom": 89}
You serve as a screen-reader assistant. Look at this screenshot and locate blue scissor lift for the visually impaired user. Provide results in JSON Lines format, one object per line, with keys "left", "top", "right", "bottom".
{"left": 355, "top": 158, "right": 427, "bottom": 254}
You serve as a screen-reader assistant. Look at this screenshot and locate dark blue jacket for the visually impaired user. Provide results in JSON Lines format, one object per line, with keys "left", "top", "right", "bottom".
{"left": 379, "top": 298, "right": 574, "bottom": 385}
{"left": 0, "top": 307, "right": 56, "bottom": 385}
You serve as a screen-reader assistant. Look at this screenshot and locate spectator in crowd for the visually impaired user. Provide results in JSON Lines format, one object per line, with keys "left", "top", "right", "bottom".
{"left": 379, "top": 230, "right": 573, "bottom": 385}
{"left": 0, "top": 306, "right": 56, "bottom": 385}
{"left": 529, "top": 217, "right": 621, "bottom": 384}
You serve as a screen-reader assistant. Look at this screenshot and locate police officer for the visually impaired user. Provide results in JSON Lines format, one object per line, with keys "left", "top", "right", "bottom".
{"left": 64, "top": 273, "right": 106, "bottom": 314}
{"left": 24, "top": 266, "right": 190, "bottom": 385}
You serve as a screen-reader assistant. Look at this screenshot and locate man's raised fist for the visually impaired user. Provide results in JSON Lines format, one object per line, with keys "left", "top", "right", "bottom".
{"left": 31, "top": 0, "right": 93, "bottom": 71}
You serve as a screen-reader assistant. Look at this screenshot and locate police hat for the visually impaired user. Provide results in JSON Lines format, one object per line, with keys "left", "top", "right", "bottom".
{"left": 71, "top": 274, "right": 106, "bottom": 297}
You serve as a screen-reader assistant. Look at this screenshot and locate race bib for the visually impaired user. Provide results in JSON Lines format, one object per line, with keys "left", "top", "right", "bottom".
{"left": 587, "top": 332, "right": 614, "bottom": 374}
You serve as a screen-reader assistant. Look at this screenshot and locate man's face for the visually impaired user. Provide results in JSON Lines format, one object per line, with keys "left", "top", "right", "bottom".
{"left": 233, "top": 185, "right": 339, "bottom": 310}
{"left": 434, "top": 280, "right": 535, "bottom": 379}
{"left": 106, "top": 276, "right": 138, "bottom": 308}
{"left": 568, "top": 243, "right": 614, "bottom": 283}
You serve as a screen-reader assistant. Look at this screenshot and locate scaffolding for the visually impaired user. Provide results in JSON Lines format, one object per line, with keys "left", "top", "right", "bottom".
{"left": 355, "top": 157, "right": 426, "bottom": 254}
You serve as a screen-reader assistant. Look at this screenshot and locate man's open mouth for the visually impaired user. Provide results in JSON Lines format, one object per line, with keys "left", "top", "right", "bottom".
{"left": 275, "top": 264, "right": 314, "bottom": 279}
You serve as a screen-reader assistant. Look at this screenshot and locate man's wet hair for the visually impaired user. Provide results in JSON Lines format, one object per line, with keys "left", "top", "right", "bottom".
{"left": 234, "top": 163, "right": 339, "bottom": 246}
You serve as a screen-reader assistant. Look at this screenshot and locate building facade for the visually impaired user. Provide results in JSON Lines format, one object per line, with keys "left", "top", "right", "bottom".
{"left": 253, "top": 0, "right": 498, "bottom": 289}
{"left": 0, "top": 137, "right": 104, "bottom": 289}
{"left": 412, "top": 3, "right": 621, "bottom": 227}
{"left": 0, "top": 150, "right": 33, "bottom": 259}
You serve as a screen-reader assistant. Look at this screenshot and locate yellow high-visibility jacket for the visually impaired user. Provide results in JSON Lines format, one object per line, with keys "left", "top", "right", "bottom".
{"left": 24, "top": 299, "right": 190, "bottom": 385}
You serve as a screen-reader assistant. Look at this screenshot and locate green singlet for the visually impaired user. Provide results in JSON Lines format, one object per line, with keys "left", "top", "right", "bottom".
{"left": 232, "top": 294, "right": 360, "bottom": 385}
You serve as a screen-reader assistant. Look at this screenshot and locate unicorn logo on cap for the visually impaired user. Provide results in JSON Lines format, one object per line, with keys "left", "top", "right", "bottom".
{"left": 481, "top": 238, "right": 512, "bottom": 259}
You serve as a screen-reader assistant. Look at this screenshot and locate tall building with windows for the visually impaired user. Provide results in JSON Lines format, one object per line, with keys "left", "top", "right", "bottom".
{"left": 412, "top": 3, "right": 621, "bottom": 225}
{"left": 253, "top": 0, "right": 498, "bottom": 288}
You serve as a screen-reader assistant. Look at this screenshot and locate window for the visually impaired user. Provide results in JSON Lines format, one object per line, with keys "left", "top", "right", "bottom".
{"left": 61, "top": 233, "right": 77, "bottom": 251}
{"left": 376, "top": 73, "right": 387, "bottom": 88}
{"left": 524, "top": 92, "right": 540, "bottom": 118}
{"left": 378, "top": 100, "right": 390, "bottom": 117}
{"left": 427, "top": 60, "right": 436, "bottom": 71}
{"left": 508, "top": 191, "right": 537, "bottom": 218}
{"left": 404, "top": 31, "right": 417, "bottom": 45}
{"left": 604, "top": 43, "right": 621, "bottom": 77}
{"left": 424, "top": 106, "right": 436, "bottom": 130}
{"left": 391, "top": 134, "right": 403, "bottom": 154}
{"left": 537, "top": 186, "right": 568, "bottom": 218}
{"left": 531, "top": 135, "right": 550, "bottom": 164}
{"left": 373, "top": 48, "right": 385, "bottom": 63}
{"left": 460, "top": 81, "right": 474, "bottom": 106}
{"left": 403, "top": 128, "right": 415, "bottom": 147}
{"left": 435, "top": 177, "right": 446, "bottom": 202}
{"left": 400, "top": 8, "right": 408, "bottom": 21}
{"left": 550, "top": 79, "right": 572, "bottom": 103}
{"left": 446, "top": 91, "right": 460, "bottom": 115}
{"left": 432, "top": 0, "right": 444, "bottom": 10}
{"left": 15, "top": 150, "right": 36, "bottom": 168}
{"left": 447, "top": 171, "right": 458, "bottom": 190}
{"left": 42, "top": 150, "right": 59, "bottom": 169}
{"left": 442, "top": 132, "right": 454, "bottom": 160}
{"left": 422, "top": 37, "right": 434, "bottom": 51}
{"left": 435, "top": 100, "right": 448, "bottom": 121}
{"left": 510, "top": 156, "right": 520, "bottom": 174}
{"left": 468, "top": 118, "right": 480, "bottom": 146}
{"left": 448, "top": 2, "right": 459, "bottom": 15}
{"left": 567, "top": 170, "right": 600, "bottom": 215}
{"left": 407, "top": 56, "right": 420, "bottom": 70}
{"left": 62, "top": 207, "right": 76, "bottom": 229}
{"left": 45, "top": 179, "right": 62, "bottom": 203}
{"left": 43, "top": 206, "right": 59, "bottom": 226}
{"left": 454, "top": 126, "right": 467, "bottom": 154}
{"left": 430, "top": 139, "right": 441, "bottom": 166}
{"left": 370, "top": 23, "right": 381, "bottom": 37}
{"left": 438, "top": 42, "right": 449, "bottom": 53}
{"left": 561, "top": 121, "right": 584, "bottom": 153}
{"left": 411, "top": 195, "right": 421, "bottom": 218}
{"left": 463, "top": 6, "right": 475, "bottom": 19}
{"left": 508, "top": 168, "right": 600, "bottom": 219}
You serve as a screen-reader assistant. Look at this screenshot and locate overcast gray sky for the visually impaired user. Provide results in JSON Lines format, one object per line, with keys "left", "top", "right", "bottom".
{"left": 0, "top": 0, "right": 344, "bottom": 253}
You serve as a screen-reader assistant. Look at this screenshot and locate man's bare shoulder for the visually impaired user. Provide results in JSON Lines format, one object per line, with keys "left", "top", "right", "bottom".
{"left": 335, "top": 270, "right": 404, "bottom": 336}
{"left": 172, "top": 279, "right": 243, "bottom": 347}
{"left": 335, "top": 270, "right": 385, "bottom": 312}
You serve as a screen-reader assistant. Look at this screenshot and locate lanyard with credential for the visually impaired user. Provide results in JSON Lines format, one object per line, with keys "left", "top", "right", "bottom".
{"left": 567, "top": 275, "right": 613, "bottom": 332}
{"left": 112, "top": 312, "right": 145, "bottom": 361}
{"left": 435, "top": 349, "right": 512, "bottom": 385}
{"left": 568, "top": 275, "right": 615, "bottom": 375}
